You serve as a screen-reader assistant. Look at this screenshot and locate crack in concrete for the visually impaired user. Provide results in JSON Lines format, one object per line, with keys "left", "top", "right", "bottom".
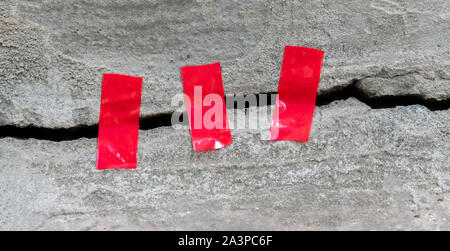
{"left": 0, "top": 84, "right": 449, "bottom": 142}
{"left": 0, "top": 112, "right": 174, "bottom": 142}
{"left": 317, "top": 79, "right": 450, "bottom": 110}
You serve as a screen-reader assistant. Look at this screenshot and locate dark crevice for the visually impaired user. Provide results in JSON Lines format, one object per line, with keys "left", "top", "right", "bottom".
{"left": 316, "top": 79, "right": 450, "bottom": 111}
{"left": 139, "top": 112, "right": 175, "bottom": 130}
{"left": 0, "top": 112, "right": 178, "bottom": 142}
{"left": 226, "top": 79, "right": 450, "bottom": 111}
{"left": 0, "top": 124, "right": 99, "bottom": 141}
{"left": 0, "top": 81, "right": 449, "bottom": 141}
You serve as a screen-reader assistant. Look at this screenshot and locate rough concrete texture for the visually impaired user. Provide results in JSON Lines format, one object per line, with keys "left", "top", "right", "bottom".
{"left": 0, "top": 99, "right": 449, "bottom": 230}
{"left": 1, "top": 0, "right": 450, "bottom": 127}
{"left": 1, "top": 0, "right": 449, "bottom": 231}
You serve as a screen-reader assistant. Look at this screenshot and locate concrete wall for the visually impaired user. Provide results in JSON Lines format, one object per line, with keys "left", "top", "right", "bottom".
{"left": 0, "top": 0, "right": 449, "bottom": 230}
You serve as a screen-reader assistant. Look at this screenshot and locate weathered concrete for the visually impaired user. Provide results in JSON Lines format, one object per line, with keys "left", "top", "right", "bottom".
{"left": 1, "top": 0, "right": 449, "bottom": 231}
{"left": 1, "top": 99, "right": 448, "bottom": 230}
{"left": 1, "top": 0, "right": 449, "bottom": 127}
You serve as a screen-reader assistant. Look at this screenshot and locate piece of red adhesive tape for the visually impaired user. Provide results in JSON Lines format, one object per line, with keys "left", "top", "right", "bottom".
{"left": 97, "top": 74, "right": 143, "bottom": 170}
{"left": 269, "top": 46, "right": 325, "bottom": 142}
{"left": 180, "top": 62, "right": 232, "bottom": 151}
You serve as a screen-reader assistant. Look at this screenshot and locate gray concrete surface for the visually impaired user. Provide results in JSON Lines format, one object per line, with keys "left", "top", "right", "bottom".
{"left": 1, "top": 0, "right": 449, "bottom": 127}
{"left": 0, "top": 99, "right": 449, "bottom": 230}
{"left": 0, "top": 0, "right": 449, "bottom": 230}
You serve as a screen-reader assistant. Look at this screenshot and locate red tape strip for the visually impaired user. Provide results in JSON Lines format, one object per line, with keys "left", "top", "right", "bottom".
{"left": 269, "top": 46, "right": 324, "bottom": 142}
{"left": 97, "top": 74, "right": 143, "bottom": 170}
{"left": 181, "top": 62, "right": 232, "bottom": 151}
